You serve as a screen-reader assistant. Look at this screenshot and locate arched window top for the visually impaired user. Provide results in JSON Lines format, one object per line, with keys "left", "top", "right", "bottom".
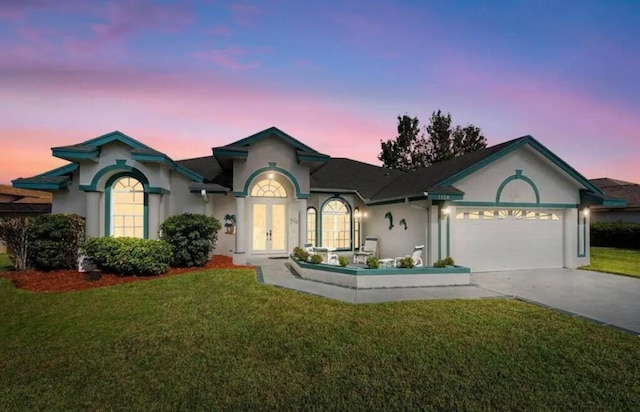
{"left": 323, "top": 198, "right": 348, "bottom": 214}
{"left": 113, "top": 177, "right": 143, "bottom": 192}
{"left": 251, "top": 179, "right": 287, "bottom": 198}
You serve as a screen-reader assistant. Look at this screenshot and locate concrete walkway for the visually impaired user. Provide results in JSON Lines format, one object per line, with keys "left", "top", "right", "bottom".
{"left": 472, "top": 268, "right": 640, "bottom": 335}
{"left": 252, "top": 258, "right": 504, "bottom": 304}
{"left": 252, "top": 259, "right": 640, "bottom": 335}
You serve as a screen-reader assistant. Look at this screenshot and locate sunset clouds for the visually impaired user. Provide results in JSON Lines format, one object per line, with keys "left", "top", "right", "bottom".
{"left": 0, "top": 0, "right": 638, "bottom": 184}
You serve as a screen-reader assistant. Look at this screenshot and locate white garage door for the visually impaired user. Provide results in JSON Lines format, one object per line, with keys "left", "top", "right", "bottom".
{"left": 454, "top": 209, "right": 563, "bottom": 272}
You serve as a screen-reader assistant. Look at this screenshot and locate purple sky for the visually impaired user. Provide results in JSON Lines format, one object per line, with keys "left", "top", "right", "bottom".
{"left": 1, "top": 0, "right": 639, "bottom": 185}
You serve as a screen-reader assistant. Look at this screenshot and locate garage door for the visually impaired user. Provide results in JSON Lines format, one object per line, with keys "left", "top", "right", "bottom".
{"left": 454, "top": 209, "right": 563, "bottom": 272}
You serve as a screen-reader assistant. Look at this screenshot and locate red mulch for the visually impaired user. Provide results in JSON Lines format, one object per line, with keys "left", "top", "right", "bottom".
{"left": 0, "top": 255, "right": 254, "bottom": 293}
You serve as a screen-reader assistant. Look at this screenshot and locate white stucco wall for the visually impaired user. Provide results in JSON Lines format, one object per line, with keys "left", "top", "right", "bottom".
{"left": 454, "top": 146, "right": 583, "bottom": 205}
{"left": 365, "top": 201, "right": 429, "bottom": 262}
{"left": 51, "top": 170, "right": 85, "bottom": 215}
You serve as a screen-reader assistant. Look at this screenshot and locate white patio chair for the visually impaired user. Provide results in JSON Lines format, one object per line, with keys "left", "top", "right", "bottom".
{"left": 395, "top": 245, "right": 424, "bottom": 267}
{"left": 353, "top": 236, "right": 378, "bottom": 264}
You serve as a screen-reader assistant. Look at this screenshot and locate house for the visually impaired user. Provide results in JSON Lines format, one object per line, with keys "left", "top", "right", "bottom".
{"left": 589, "top": 178, "right": 640, "bottom": 223}
{"left": 0, "top": 185, "right": 52, "bottom": 254}
{"left": 12, "top": 127, "right": 617, "bottom": 272}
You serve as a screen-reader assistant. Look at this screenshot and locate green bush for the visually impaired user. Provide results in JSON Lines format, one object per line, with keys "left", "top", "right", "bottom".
{"left": 338, "top": 255, "right": 349, "bottom": 267}
{"left": 309, "top": 254, "right": 323, "bottom": 264}
{"left": 160, "top": 213, "right": 221, "bottom": 267}
{"left": 434, "top": 256, "right": 455, "bottom": 268}
{"left": 83, "top": 237, "right": 172, "bottom": 276}
{"left": 591, "top": 221, "right": 640, "bottom": 250}
{"left": 443, "top": 256, "right": 455, "bottom": 266}
{"left": 397, "top": 257, "right": 415, "bottom": 268}
{"left": 292, "top": 247, "right": 310, "bottom": 261}
{"left": 366, "top": 256, "right": 379, "bottom": 269}
{"left": 28, "top": 214, "right": 85, "bottom": 271}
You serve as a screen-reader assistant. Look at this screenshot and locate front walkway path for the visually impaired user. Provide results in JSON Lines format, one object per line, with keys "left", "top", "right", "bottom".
{"left": 472, "top": 268, "right": 640, "bottom": 335}
{"left": 251, "top": 258, "right": 504, "bottom": 304}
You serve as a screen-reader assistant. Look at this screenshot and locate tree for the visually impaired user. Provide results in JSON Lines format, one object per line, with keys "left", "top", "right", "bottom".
{"left": 378, "top": 115, "right": 428, "bottom": 172}
{"left": 379, "top": 110, "right": 487, "bottom": 171}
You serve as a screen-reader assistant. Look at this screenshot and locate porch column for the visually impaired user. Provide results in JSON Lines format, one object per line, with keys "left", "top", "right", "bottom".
{"left": 563, "top": 208, "right": 578, "bottom": 268}
{"left": 147, "top": 193, "right": 161, "bottom": 239}
{"left": 233, "top": 196, "right": 247, "bottom": 265}
{"left": 427, "top": 203, "right": 440, "bottom": 266}
{"left": 85, "top": 191, "right": 101, "bottom": 238}
{"left": 298, "top": 198, "right": 307, "bottom": 247}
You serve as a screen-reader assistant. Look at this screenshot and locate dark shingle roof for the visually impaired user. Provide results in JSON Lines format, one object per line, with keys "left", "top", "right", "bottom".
{"left": 590, "top": 178, "right": 640, "bottom": 208}
{"left": 310, "top": 158, "right": 404, "bottom": 199}
{"left": 175, "top": 156, "right": 231, "bottom": 188}
{"left": 370, "top": 137, "right": 524, "bottom": 201}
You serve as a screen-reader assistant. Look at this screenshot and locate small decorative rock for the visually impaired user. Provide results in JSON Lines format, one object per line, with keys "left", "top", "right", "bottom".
{"left": 84, "top": 269, "right": 102, "bottom": 281}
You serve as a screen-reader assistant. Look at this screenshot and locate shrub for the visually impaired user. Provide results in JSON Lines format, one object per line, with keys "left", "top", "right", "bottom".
{"left": 0, "top": 217, "right": 30, "bottom": 271}
{"left": 309, "top": 254, "right": 323, "bottom": 264}
{"left": 160, "top": 213, "right": 221, "bottom": 267}
{"left": 397, "top": 257, "right": 415, "bottom": 268}
{"left": 366, "top": 256, "right": 379, "bottom": 269}
{"left": 433, "top": 259, "right": 446, "bottom": 268}
{"left": 292, "top": 247, "right": 310, "bottom": 261}
{"left": 83, "top": 237, "right": 172, "bottom": 276}
{"left": 443, "top": 256, "right": 455, "bottom": 266}
{"left": 338, "top": 255, "right": 349, "bottom": 267}
{"left": 27, "top": 214, "right": 85, "bottom": 271}
{"left": 591, "top": 221, "right": 640, "bottom": 250}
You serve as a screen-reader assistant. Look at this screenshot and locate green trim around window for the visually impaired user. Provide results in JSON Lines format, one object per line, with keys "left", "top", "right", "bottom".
{"left": 318, "top": 196, "right": 352, "bottom": 251}
{"left": 577, "top": 213, "right": 587, "bottom": 258}
{"left": 238, "top": 163, "right": 309, "bottom": 199}
{"left": 495, "top": 170, "right": 540, "bottom": 204}
{"left": 79, "top": 160, "right": 167, "bottom": 193}
{"left": 104, "top": 172, "right": 149, "bottom": 239}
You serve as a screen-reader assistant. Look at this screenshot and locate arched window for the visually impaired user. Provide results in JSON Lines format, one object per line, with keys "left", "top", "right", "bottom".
{"left": 321, "top": 198, "right": 351, "bottom": 249}
{"left": 111, "top": 176, "right": 145, "bottom": 238}
{"left": 251, "top": 179, "right": 287, "bottom": 197}
{"left": 307, "top": 207, "right": 317, "bottom": 246}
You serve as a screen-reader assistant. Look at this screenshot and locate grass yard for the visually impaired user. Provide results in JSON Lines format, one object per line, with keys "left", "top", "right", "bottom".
{"left": 1, "top": 269, "right": 639, "bottom": 411}
{"left": 0, "top": 253, "right": 11, "bottom": 273}
{"left": 581, "top": 247, "right": 640, "bottom": 278}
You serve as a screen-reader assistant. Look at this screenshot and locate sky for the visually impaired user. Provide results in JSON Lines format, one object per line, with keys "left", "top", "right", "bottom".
{"left": 1, "top": 0, "right": 639, "bottom": 184}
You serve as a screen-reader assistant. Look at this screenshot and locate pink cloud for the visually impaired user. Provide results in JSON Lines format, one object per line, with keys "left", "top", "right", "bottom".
{"left": 193, "top": 46, "right": 260, "bottom": 70}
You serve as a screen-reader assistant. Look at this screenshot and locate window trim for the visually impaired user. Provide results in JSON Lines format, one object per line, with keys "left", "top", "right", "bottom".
{"left": 105, "top": 172, "right": 149, "bottom": 238}
{"left": 319, "top": 196, "right": 352, "bottom": 251}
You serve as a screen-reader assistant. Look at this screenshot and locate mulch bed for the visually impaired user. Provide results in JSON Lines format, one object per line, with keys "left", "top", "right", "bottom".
{"left": 0, "top": 255, "right": 254, "bottom": 293}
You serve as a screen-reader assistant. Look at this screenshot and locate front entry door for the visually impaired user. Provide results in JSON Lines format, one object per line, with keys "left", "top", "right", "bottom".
{"left": 252, "top": 202, "right": 286, "bottom": 253}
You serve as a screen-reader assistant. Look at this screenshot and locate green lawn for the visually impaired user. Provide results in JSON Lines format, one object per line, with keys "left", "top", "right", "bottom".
{"left": 581, "top": 247, "right": 640, "bottom": 278}
{"left": 0, "top": 253, "right": 11, "bottom": 273}
{"left": 0, "top": 270, "right": 638, "bottom": 411}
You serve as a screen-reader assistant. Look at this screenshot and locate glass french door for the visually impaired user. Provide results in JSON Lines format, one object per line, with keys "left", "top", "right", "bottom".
{"left": 252, "top": 202, "right": 286, "bottom": 253}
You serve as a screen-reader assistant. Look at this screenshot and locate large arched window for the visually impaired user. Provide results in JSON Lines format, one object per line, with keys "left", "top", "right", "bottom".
{"left": 307, "top": 207, "right": 317, "bottom": 246}
{"left": 111, "top": 176, "right": 145, "bottom": 238}
{"left": 251, "top": 179, "right": 287, "bottom": 197}
{"left": 321, "top": 198, "right": 351, "bottom": 249}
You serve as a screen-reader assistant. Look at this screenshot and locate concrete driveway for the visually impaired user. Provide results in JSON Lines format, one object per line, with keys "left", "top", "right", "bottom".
{"left": 472, "top": 268, "right": 640, "bottom": 334}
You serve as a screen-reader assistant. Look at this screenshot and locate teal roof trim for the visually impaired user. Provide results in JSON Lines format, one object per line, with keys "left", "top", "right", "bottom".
{"left": 297, "top": 152, "right": 330, "bottom": 164}
{"left": 42, "top": 163, "right": 79, "bottom": 177}
{"left": 12, "top": 178, "right": 70, "bottom": 190}
{"left": 212, "top": 147, "right": 249, "bottom": 159}
{"left": 228, "top": 126, "right": 319, "bottom": 153}
{"left": 80, "top": 130, "right": 152, "bottom": 150}
{"left": 52, "top": 148, "right": 99, "bottom": 162}
{"left": 131, "top": 152, "right": 203, "bottom": 182}
{"left": 438, "top": 136, "right": 604, "bottom": 195}
{"left": 580, "top": 190, "right": 626, "bottom": 207}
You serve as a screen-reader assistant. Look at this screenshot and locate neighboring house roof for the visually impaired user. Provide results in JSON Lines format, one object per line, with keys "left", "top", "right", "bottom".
{"left": 590, "top": 178, "right": 640, "bottom": 209}
{"left": 0, "top": 184, "right": 52, "bottom": 215}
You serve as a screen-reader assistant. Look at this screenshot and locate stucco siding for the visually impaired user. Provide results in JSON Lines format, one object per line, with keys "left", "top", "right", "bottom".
{"left": 455, "top": 146, "right": 582, "bottom": 205}
{"left": 52, "top": 171, "right": 85, "bottom": 215}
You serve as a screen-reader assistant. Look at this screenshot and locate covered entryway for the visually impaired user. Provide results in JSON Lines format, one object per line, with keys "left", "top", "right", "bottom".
{"left": 454, "top": 209, "right": 563, "bottom": 272}
{"left": 251, "top": 201, "right": 287, "bottom": 253}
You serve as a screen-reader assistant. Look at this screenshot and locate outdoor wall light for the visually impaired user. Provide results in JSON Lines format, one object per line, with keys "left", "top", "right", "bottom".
{"left": 354, "top": 208, "right": 361, "bottom": 219}
{"left": 583, "top": 208, "right": 590, "bottom": 217}
{"left": 268, "top": 173, "right": 274, "bottom": 179}
{"left": 440, "top": 207, "right": 450, "bottom": 219}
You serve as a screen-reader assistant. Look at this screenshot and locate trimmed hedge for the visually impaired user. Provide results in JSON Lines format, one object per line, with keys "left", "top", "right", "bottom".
{"left": 83, "top": 237, "right": 172, "bottom": 276}
{"left": 28, "top": 214, "right": 85, "bottom": 271}
{"left": 591, "top": 221, "right": 640, "bottom": 250}
{"left": 160, "top": 213, "right": 221, "bottom": 267}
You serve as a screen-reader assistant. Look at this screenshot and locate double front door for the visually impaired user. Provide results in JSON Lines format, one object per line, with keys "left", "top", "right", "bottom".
{"left": 252, "top": 202, "right": 286, "bottom": 253}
